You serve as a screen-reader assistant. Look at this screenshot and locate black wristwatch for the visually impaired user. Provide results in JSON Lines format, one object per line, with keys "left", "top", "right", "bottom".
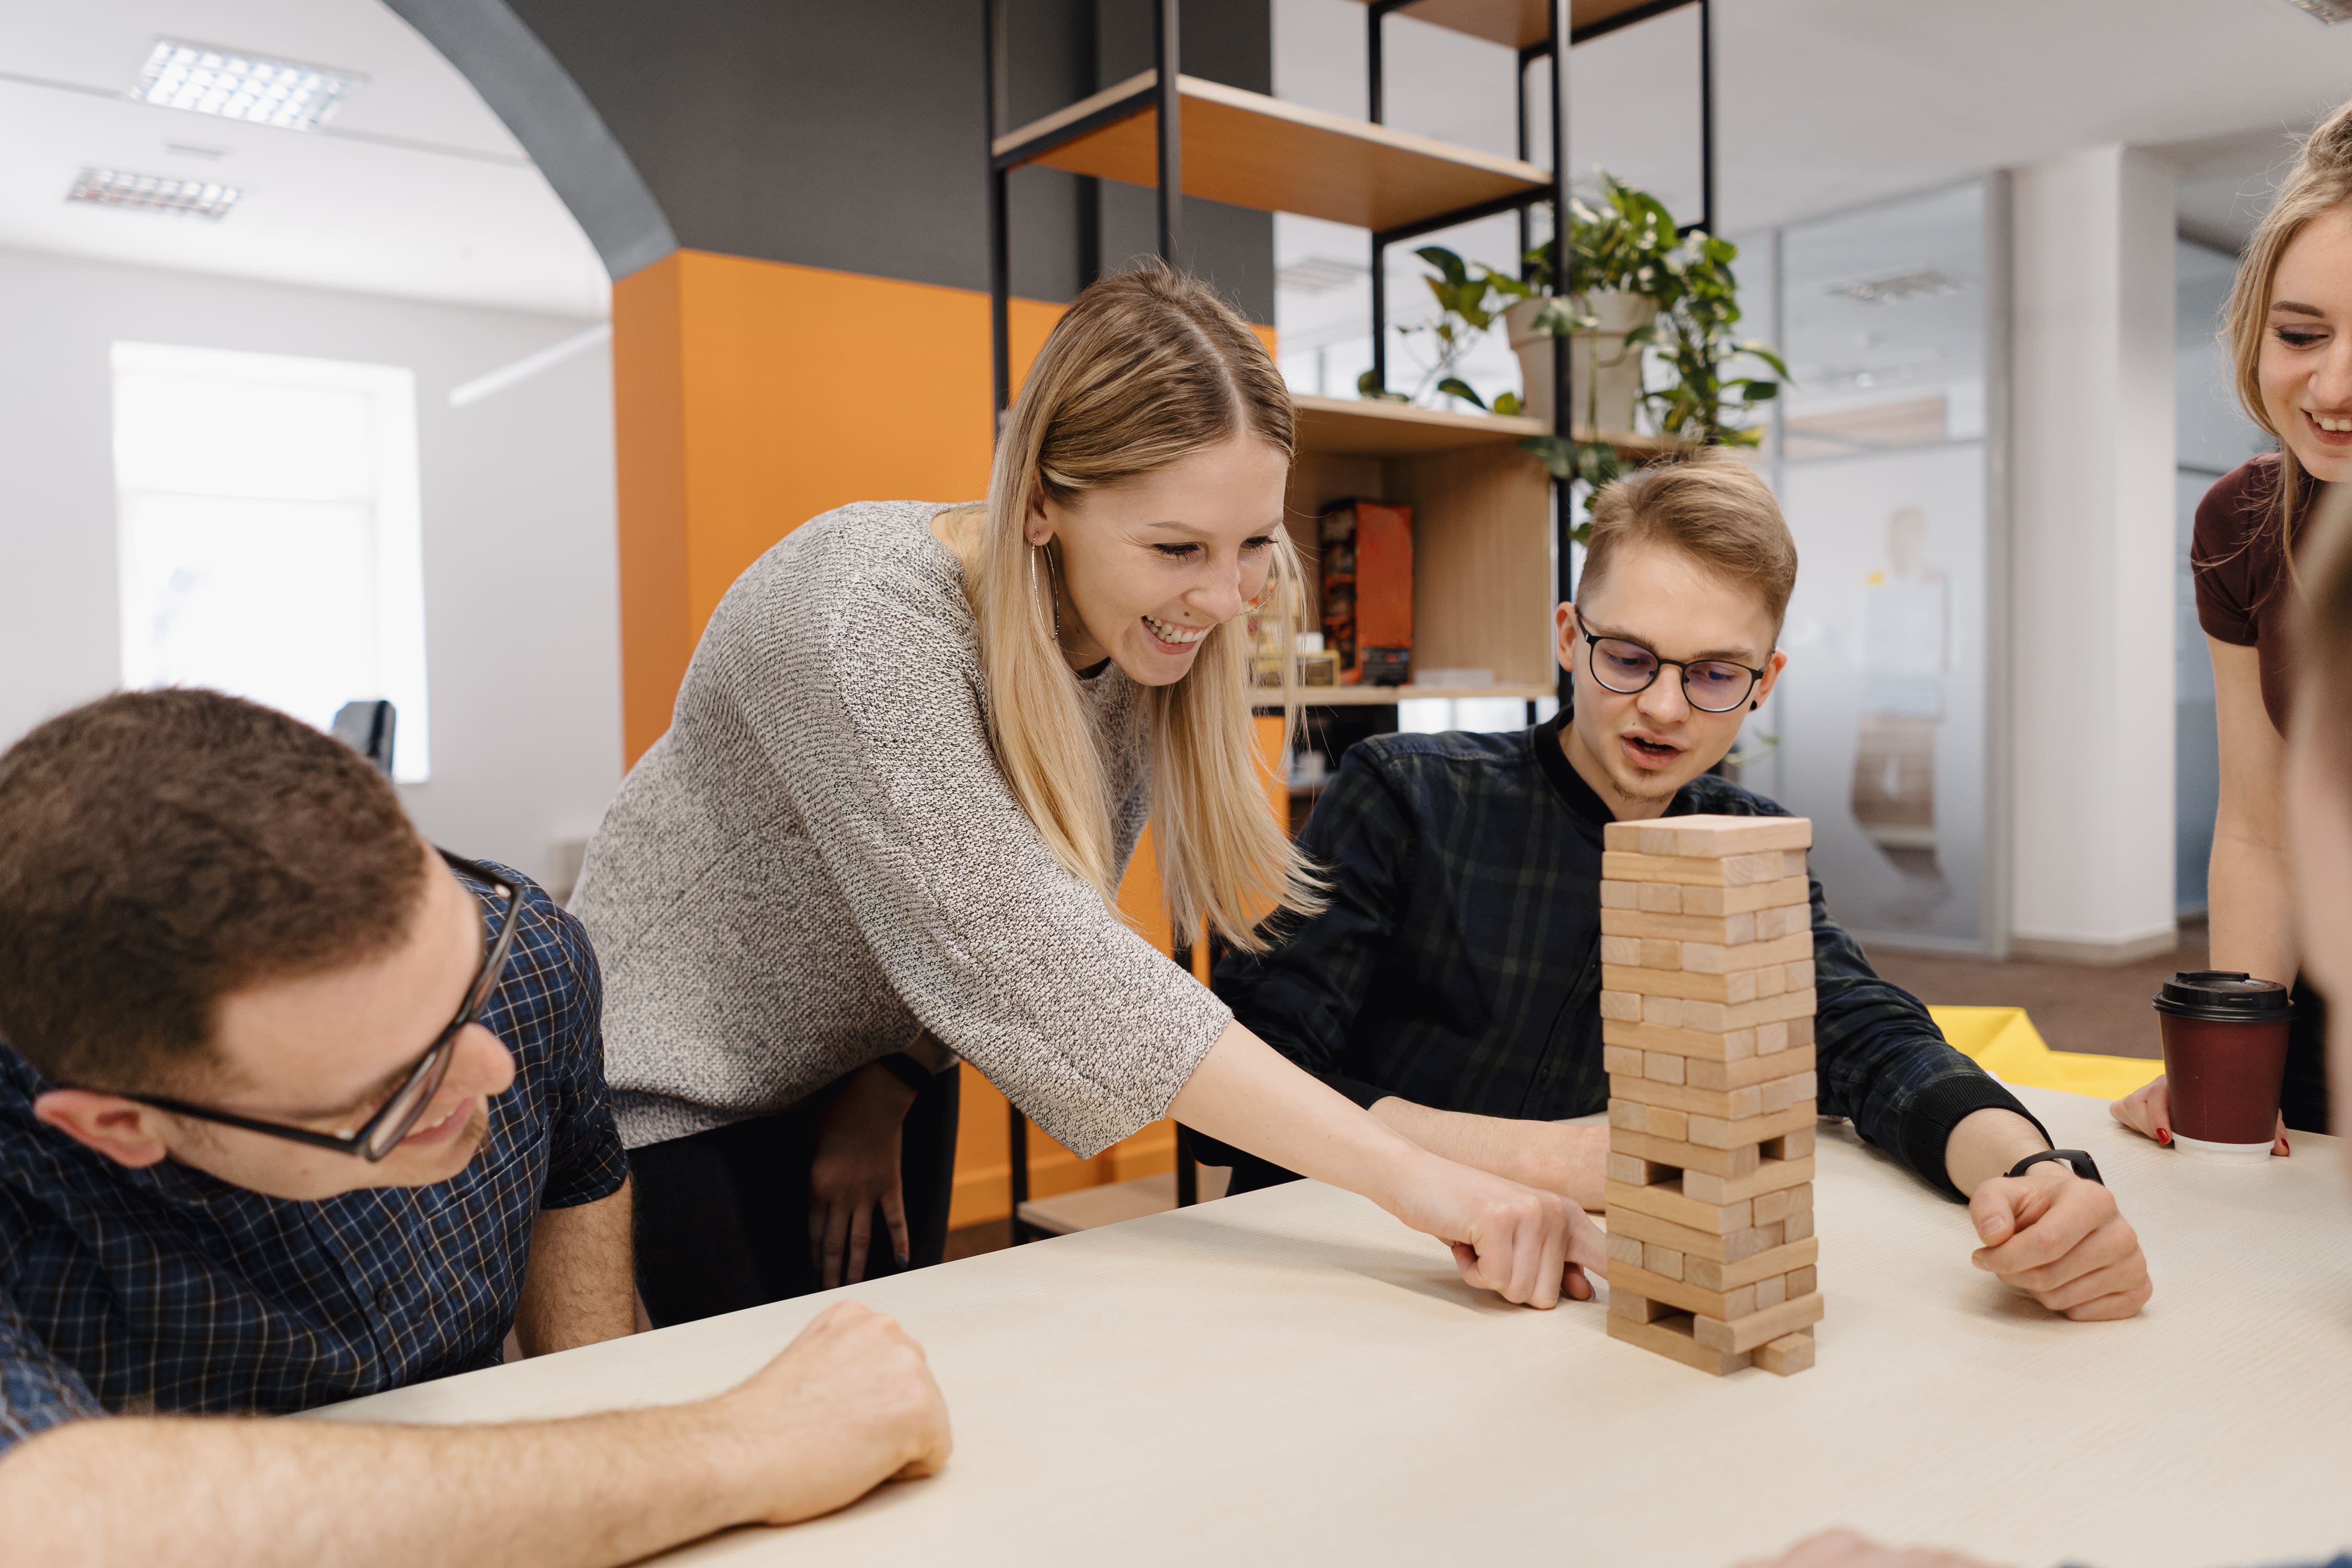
{"left": 2006, "top": 1148, "right": 2103, "bottom": 1185}
{"left": 874, "top": 1053, "right": 935, "bottom": 1095}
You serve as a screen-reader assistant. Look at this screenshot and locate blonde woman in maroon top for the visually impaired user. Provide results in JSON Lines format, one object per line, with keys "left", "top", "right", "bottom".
{"left": 2112, "top": 100, "right": 2352, "bottom": 1148}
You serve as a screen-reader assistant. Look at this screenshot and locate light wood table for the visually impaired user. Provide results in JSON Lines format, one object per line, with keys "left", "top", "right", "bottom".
{"left": 313, "top": 1087, "right": 2352, "bottom": 1566}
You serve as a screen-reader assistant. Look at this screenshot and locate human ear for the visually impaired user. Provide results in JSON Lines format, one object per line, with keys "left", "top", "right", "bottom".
{"left": 1751, "top": 647, "right": 1791, "bottom": 708}
{"left": 32, "top": 1089, "right": 174, "bottom": 1168}
{"left": 1554, "top": 601, "right": 1581, "bottom": 674}
{"left": 1024, "top": 488, "right": 1053, "bottom": 547}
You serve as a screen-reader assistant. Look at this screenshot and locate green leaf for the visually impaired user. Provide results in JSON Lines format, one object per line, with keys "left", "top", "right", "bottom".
{"left": 1436, "top": 377, "right": 1486, "bottom": 410}
{"left": 1492, "top": 390, "right": 1523, "bottom": 416}
{"left": 1416, "top": 245, "right": 1469, "bottom": 287}
{"left": 1740, "top": 382, "right": 1779, "bottom": 403}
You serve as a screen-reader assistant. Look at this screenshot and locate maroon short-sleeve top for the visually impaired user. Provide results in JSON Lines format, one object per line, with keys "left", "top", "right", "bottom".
{"left": 2193, "top": 454, "right": 2316, "bottom": 736}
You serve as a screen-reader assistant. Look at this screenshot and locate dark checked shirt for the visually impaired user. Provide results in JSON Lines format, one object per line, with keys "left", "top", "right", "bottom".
{"left": 0, "top": 858, "right": 628, "bottom": 1456}
{"left": 1212, "top": 713, "right": 2040, "bottom": 1197}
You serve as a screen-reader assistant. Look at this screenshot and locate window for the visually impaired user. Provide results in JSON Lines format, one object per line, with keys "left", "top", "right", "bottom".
{"left": 111, "top": 342, "right": 429, "bottom": 780}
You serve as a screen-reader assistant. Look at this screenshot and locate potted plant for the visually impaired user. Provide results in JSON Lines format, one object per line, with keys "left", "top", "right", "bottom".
{"left": 1499, "top": 176, "right": 1677, "bottom": 435}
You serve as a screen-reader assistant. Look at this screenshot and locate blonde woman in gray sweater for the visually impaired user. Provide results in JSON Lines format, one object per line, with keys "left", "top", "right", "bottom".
{"left": 574, "top": 267, "right": 1600, "bottom": 1324}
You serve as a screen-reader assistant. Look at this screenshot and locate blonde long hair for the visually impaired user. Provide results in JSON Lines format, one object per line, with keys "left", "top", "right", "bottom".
{"left": 969, "top": 266, "right": 1322, "bottom": 951}
{"left": 2222, "top": 98, "right": 2352, "bottom": 565}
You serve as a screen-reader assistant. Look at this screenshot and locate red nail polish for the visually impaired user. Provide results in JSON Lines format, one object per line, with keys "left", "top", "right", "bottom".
{"left": 2281, "top": 1138, "right": 2291, "bottom": 1156}
{"left": 2156, "top": 1128, "right": 2171, "bottom": 1146}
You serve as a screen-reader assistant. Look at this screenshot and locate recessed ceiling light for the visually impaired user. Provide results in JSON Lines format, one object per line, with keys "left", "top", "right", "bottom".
{"left": 130, "top": 39, "right": 358, "bottom": 131}
{"left": 1278, "top": 257, "right": 1368, "bottom": 294}
{"left": 2282, "top": 0, "right": 2350, "bottom": 21}
{"left": 67, "top": 168, "right": 242, "bottom": 221}
{"left": 1827, "top": 269, "right": 1960, "bottom": 305}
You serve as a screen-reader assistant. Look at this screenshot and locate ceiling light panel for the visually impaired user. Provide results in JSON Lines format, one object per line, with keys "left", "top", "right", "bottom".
{"left": 1827, "top": 269, "right": 1961, "bottom": 306}
{"left": 131, "top": 40, "right": 358, "bottom": 131}
{"left": 68, "top": 168, "right": 242, "bottom": 221}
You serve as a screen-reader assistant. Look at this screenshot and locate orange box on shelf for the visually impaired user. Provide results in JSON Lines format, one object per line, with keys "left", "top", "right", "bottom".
{"left": 1318, "top": 499, "right": 1413, "bottom": 686}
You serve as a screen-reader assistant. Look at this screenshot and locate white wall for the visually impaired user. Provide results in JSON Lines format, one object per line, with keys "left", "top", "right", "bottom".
{"left": 2007, "top": 146, "right": 2179, "bottom": 961}
{"left": 0, "top": 245, "right": 621, "bottom": 891}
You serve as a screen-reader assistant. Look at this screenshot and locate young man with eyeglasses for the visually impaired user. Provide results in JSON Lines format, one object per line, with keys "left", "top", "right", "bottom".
{"left": 1214, "top": 452, "right": 2152, "bottom": 1322}
{"left": 0, "top": 690, "right": 951, "bottom": 1567}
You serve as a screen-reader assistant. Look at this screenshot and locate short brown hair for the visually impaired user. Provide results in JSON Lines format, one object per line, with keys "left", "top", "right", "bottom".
{"left": 0, "top": 689, "right": 429, "bottom": 1090}
{"left": 1579, "top": 449, "right": 1800, "bottom": 636}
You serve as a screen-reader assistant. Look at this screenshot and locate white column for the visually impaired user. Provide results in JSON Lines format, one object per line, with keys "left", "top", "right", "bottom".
{"left": 2007, "top": 145, "right": 2179, "bottom": 963}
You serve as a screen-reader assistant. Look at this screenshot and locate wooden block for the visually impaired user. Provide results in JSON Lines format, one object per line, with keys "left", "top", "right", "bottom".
{"left": 1678, "top": 932, "right": 1812, "bottom": 974}
{"left": 1605, "top": 1232, "right": 1646, "bottom": 1269}
{"left": 1636, "top": 882, "right": 1684, "bottom": 913}
{"left": 1600, "top": 933, "right": 1642, "bottom": 967}
{"left": 1602, "top": 1044, "right": 1644, "bottom": 1077}
{"left": 1645, "top": 1105, "right": 1688, "bottom": 1142}
{"left": 1785, "top": 1016, "right": 1817, "bottom": 1049}
{"left": 1760, "top": 1071, "right": 1818, "bottom": 1114}
{"left": 1600, "top": 907, "right": 1758, "bottom": 945}
{"left": 1610, "top": 1128, "right": 1762, "bottom": 1178}
{"left": 1686, "top": 1045, "right": 1816, "bottom": 1091}
{"left": 1692, "top": 1292, "right": 1825, "bottom": 1355}
{"left": 1756, "top": 1020, "right": 1792, "bottom": 1055}
{"left": 1680, "top": 876, "right": 1811, "bottom": 917}
{"left": 1600, "top": 879, "right": 1639, "bottom": 909}
{"left": 1784, "top": 959, "right": 1816, "bottom": 990}
{"left": 1642, "top": 1051, "right": 1686, "bottom": 1085}
{"left": 1606, "top": 1205, "right": 1776, "bottom": 1264}
{"left": 1763, "top": 1126, "right": 1817, "bottom": 1161}
{"left": 1608, "top": 1099, "right": 1645, "bottom": 1133}
{"left": 1610, "top": 1259, "right": 1758, "bottom": 1321}
{"left": 1607, "top": 1284, "right": 1673, "bottom": 1324}
{"left": 1756, "top": 963, "right": 1787, "bottom": 999}
{"left": 1755, "top": 903, "right": 1811, "bottom": 940}
{"left": 1681, "top": 1236, "right": 1819, "bottom": 1292}
{"left": 1604, "top": 1019, "right": 1758, "bottom": 1063}
{"left": 1753, "top": 1272, "right": 1787, "bottom": 1310}
{"left": 1600, "top": 989, "right": 1642, "bottom": 1022}
{"left": 1601, "top": 849, "right": 1805, "bottom": 887}
{"left": 1605, "top": 1178, "right": 1751, "bottom": 1235}
{"left": 1783, "top": 1182, "right": 1814, "bottom": 1216}
{"left": 1640, "top": 938, "right": 1681, "bottom": 971}
{"left": 1685, "top": 1103, "right": 1819, "bottom": 1151}
{"left": 1753, "top": 1220, "right": 1785, "bottom": 1249}
{"left": 1603, "top": 963, "right": 1758, "bottom": 1005}
{"left": 1784, "top": 1208, "right": 1815, "bottom": 1242}
{"left": 1607, "top": 1151, "right": 1674, "bottom": 1186}
{"left": 1681, "top": 1157, "right": 1815, "bottom": 1206}
{"left": 1751, "top": 1187, "right": 1794, "bottom": 1225}
{"left": 1642, "top": 994, "right": 1682, "bottom": 1027}
{"left": 1642, "top": 1242, "right": 1685, "bottom": 1281}
{"left": 1609, "top": 1074, "right": 1763, "bottom": 1121}
{"left": 1676, "top": 988, "right": 1819, "bottom": 1035}
{"left": 1788, "top": 1264, "right": 1817, "bottom": 1297}
{"left": 1602, "top": 814, "right": 1813, "bottom": 858}
{"left": 1607, "top": 1310, "right": 1752, "bottom": 1375}
{"left": 1756, "top": 1330, "right": 1815, "bottom": 1376}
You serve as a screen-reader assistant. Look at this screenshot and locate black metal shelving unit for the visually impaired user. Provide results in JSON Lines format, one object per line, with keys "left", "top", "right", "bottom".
{"left": 979, "top": 0, "right": 1716, "bottom": 1240}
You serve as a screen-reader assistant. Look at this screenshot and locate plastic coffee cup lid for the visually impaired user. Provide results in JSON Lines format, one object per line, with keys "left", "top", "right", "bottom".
{"left": 2150, "top": 970, "right": 2295, "bottom": 1022}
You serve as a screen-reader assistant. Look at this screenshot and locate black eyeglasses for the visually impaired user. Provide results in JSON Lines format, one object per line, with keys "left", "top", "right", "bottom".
{"left": 121, "top": 856, "right": 524, "bottom": 1162}
{"left": 1582, "top": 630, "right": 1768, "bottom": 714}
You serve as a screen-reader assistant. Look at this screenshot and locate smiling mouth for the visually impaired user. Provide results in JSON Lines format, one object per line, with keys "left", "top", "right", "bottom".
{"left": 400, "top": 1098, "right": 473, "bottom": 1149}
{"left": 2306, "top": 410, "right": 2352, "bottom": 439}
{"left": 1142, "top": 613, "right": 1209, "bottom": 650}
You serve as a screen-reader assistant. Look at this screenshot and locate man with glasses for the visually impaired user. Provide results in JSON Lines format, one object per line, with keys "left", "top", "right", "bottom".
{"left": 1214, "top": 453, "right": 2151, "bottom": 1321}
{"left": 0, "top": 690, "right": 951, "bottom": 1566}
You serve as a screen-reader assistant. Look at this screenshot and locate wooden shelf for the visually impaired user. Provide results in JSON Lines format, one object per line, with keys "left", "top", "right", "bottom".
{"left": 1254, "top": 682, "right": 1555, "bottom": 709}
{"left": 996, "top": 72, "right": 1549, "bottom": 234}
{"left": 1293, "top": 393, "right": 1675, "bottom": 461}
{"left": 1341, "top": 0, "right": 1693, "bottom": 51}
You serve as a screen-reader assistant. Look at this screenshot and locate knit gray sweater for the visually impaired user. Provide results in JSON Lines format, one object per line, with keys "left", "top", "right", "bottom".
{"left": 571, "top": 500, "right": 1232, "bottom": 1154}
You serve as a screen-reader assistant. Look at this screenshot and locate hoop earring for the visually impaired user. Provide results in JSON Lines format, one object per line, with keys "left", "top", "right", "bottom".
{"left": 1030, "top": 539, "right": 1060, "bottom": 642}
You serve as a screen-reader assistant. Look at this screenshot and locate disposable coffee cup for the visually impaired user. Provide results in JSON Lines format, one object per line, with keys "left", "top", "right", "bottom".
{"left": 2151, "top": 971, "right": 2294, "bottom": 1163}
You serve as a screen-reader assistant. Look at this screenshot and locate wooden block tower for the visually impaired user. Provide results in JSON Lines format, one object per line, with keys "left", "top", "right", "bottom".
{"left": 1598, "top": 814, "right": 1823, "bottom": 1377}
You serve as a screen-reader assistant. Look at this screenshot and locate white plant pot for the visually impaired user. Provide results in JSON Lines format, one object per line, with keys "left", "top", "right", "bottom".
{"left": 1505, "top": 291, "right": 1657, "bottom": 435}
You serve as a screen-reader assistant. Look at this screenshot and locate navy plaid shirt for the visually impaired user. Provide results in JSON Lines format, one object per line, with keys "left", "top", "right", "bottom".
{"left": 1213, "top": 714, "right": 2040, "bottom": 1197}
{"left": 0, "top": 858, "right": 627, "bottom": 1455}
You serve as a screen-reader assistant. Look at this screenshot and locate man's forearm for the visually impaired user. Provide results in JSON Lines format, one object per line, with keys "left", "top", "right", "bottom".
{"left": 515, "top": 1177, "right": 637, "bottom": 1356}
{"left": 1942, "top": 1108, "right": 2051, "bottom": 1198}
{"left": 1369, "top": 1099, "right": 1606, "bottom": 1210}
{"left": 0, "top": 1401, "right": 751, "bottom": 1568}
